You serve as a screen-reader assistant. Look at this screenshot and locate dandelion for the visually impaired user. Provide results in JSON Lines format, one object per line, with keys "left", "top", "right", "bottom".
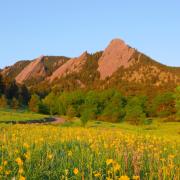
{"left": 73, "top": 168, "right": 79, "bottom": 175}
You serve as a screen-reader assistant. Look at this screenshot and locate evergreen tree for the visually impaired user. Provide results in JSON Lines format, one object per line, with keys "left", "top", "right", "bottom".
{"left": 0, "top": 74, "right": 4, "bottom": 95}
{"left": 28, "top": 94, "right": 41, "bottom": 113}
{"left": 19, "top": 85, "right": 30, "bottom": 105}
{"left": 6, "top": 80, "right": 19, "bottom": 99}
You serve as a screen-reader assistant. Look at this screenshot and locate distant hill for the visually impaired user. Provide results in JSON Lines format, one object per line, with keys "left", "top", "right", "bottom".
{"left": 1, "top": 38, "right": 180, "bottom": 95}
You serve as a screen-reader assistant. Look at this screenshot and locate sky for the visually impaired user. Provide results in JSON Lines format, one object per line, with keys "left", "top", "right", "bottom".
{"left": 0, "top": 0, "right": 180, "bottom": 68}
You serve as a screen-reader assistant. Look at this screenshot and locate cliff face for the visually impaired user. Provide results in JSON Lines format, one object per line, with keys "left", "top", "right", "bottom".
{"left": 49, "top": 51, "right": 88, "bottom": 82}
{"left": 15, "top": 56, "right": 46, "bottom": 84}
{"left": 98, "top": 39, "right": 135, "bottom": 80}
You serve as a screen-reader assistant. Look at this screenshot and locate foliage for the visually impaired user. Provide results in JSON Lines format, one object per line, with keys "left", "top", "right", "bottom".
{"left": 151, "top": 92, "right": 175, "bottom": 117}
{"left": 28, "top": 94, "right": 41, "bottom": 113}
{"left": 125, "top": 96, "right": 146, "bottom": 125}
{"left": 0, "top": 95, "right": 8, "bottom": 109}
{"left": 175, "top": 86, "right": 180, "bottom": 118}
{"left": 11, "top": 97, "right": 19, "bottom": 110}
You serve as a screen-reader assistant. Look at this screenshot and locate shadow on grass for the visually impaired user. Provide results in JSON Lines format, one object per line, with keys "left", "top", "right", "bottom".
{"left": 0, "top": 117, "right": 56, "bottom": 124}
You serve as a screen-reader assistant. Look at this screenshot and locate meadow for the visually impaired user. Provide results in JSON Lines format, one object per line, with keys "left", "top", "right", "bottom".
{"left": 0, "top": 113, "right": 179, "bottom": 180}
{"left": 0, "top": 109, "right": 48, "bottom": 123}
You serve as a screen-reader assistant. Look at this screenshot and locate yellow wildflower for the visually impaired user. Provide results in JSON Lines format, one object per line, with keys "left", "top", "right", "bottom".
{"left": 24, "top": 152, "right": 30, "bottom": 160}
{"left": 132, "top": 175, "right": 140, "bottom": 180}
{"left": 5, "top": 170, "right": 11, "bottom": 175}
{"left": 3, "top": 160, "right": 8, "bottom": 166}
{"left": 15, "top": 157, "right": 23, "bottom": 166}
{"left": 23, "top": 143, "right": 29, "bottom": 149}
{"left": 19, "top": 175, "right": 26, "bottom": 180}
{"left": 73, "top": 168, "right": 79, "bottom": 175}
{"left": 94, "top": 171, "right": 101, "bottom": 177}
{"left": 113, "top": 163, "right": 120, "bottom": 171}
{"left": 106, "top": 159, "right": 113, "bottom": 165}
{"left": 68, "top": 150, "right": 72, "bottom": 157}
{"left": 47, "top": 154, "right": 53, "bottom": 160}
{"left": 0, "top": 166, "right": 3, "bottom": 171}
{"left": 18, "top": 168, "right": 24, "bottom": 174}
{"left": 119, "top": 175, "right": 130, "bottom": 180}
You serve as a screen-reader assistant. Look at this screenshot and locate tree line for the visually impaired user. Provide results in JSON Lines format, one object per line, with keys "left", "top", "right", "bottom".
{"left": 28, "top": 88, "right": 180, "bottom": 125}
{"left": 0, "top": 75, "right": 30, "bottom": 109}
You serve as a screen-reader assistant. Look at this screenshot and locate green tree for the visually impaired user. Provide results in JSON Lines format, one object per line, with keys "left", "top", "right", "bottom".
{"left": 125, "top": 96, "right": 146, "bottom": 125}
{"left": 11, "top": 97, "right": 19, "bottom": 110}
{"left": 0, "top": 95, "right": 8, "bottom": 109}
{"left": 28, "top": 94, "right": 41, "bottom": 113}
{"left": 80, "top": 108, "right": 95, "bottom": 126}
{"left": 18, "top": 84, "right": 30, "bottom": 105}
{"left": 151, "top": 92, "right": 175, "bottom": 117}
{"left": 99, "top": 92, "right": 126, "bottom": 122}
{"left": 66, "top": 106, "right": 76, "bottom": 118}
{"left": 43, "top": 92, "right": 59, "bottom": 115}
{"left": 0, "top": 74, "right": 4, "bottom": 95}
{"left": 175, "top": 86, "right": 180, "bottom": 118}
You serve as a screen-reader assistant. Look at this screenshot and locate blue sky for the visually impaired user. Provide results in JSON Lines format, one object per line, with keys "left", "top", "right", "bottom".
{"left": 0, "top": 0, "right": 180, "bottom": 68}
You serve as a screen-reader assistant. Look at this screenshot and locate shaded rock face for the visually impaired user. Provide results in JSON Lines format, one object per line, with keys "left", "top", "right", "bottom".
{"left": 98, "top": 39, "right": 135, "bottom": 80}
{"left": 15, "top": 56, "right": 46, "bottom": 84}
{"left": 49, "top": 52, "right": 88, "bottom": 82}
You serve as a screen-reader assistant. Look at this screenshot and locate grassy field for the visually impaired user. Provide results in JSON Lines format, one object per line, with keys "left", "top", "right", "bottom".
{"left": 0, "top": 109, "right": 49, "bottom": 122}
{"left": 0, "top": 111, "right": 179, "bottom": 179}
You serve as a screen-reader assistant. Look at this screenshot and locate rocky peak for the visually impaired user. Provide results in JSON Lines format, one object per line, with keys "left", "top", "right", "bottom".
{"left": 15, "top": 56, "right": 46, "bottom": 84}
{"left": 49, "top": 51, "right": 88, "bottom": 82}
{"left": 98, "top": 38, "right": 135, "bottom": 80}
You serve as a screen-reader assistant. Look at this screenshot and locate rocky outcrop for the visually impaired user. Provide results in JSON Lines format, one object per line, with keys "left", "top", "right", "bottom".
{"left": 98, "top": 39, "right": 135, "bottom": 80}
{"left": 15, "top": 56, "right": 46, "bottom": 84}
{"left": 49, "top": 51, "right": 88, "bottom": 82}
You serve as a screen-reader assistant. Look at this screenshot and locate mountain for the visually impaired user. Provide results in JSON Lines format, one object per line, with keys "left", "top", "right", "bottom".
{"left": 98, "top": 39, "right": 135, "bottom": 80}
{"left": 1, "top": 38, "right": 180, "bottom": 96}
{"left": 49, "top": 51, "right": 88, "bottom": 82}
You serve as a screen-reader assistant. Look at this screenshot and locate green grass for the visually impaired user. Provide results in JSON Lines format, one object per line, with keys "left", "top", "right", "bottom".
{"left": 0, "top": 109, "right": 49, "bottom": 122}
{"left": 61, "top": 117, "right": 180, "bottom": 140}
{"left": 0, "top": 111, "right": 179, "bottom": 179}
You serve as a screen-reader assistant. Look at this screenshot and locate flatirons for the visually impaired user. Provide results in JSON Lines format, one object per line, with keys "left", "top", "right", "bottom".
{"left": 1, "top": 38, "right": 180, "bottom": 94}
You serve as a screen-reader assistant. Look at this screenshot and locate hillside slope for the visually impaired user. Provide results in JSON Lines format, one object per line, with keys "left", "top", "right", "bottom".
{"left": 1, "top": 38, "right": 180, "bottom": 95}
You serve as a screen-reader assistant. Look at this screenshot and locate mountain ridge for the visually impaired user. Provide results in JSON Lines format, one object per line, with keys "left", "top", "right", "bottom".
{"left": 1, "top": 38, "right": 180, "bottom": 95}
